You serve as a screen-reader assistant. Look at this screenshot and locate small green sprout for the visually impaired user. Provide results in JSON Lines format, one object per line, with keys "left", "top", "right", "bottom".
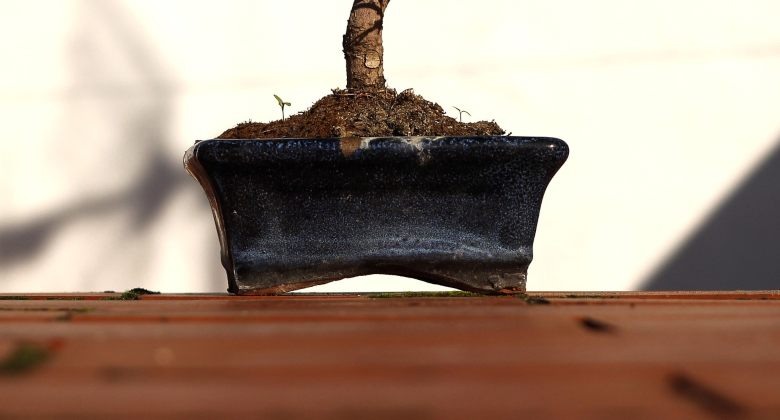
{"left": 274, "top": 94, "right": 292, "bottom": 120}
{"left": 453, "top": 106, "right": 471, "bottom": 123}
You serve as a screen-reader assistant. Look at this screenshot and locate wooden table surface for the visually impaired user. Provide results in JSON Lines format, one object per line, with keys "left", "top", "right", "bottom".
{"left": 0, "top": 291, "right": 778, "bottom": 419}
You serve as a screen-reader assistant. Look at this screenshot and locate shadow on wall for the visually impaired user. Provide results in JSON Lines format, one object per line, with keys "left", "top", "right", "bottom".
{"left": 0, "top": 2, "right": 191, "bottom": 280}
{"left": 0, "top": 154, "right": 185, "bottom": 268}
{"left": 642, "top": 135, "right": 780, "bottom": 291}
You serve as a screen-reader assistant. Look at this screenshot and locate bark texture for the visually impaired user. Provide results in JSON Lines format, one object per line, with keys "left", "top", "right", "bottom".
{"left": 343, "top": 0, "right": 389, "bottom": 91}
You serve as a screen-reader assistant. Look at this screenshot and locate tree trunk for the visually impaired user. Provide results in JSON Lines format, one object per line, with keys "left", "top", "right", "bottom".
{"left": 343, "top": 0, "right": 389, "bottom": 91}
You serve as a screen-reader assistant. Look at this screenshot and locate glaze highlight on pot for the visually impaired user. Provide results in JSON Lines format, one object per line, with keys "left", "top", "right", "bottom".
{"left": 185, "top": 136, "right": 568, "bottom": 295}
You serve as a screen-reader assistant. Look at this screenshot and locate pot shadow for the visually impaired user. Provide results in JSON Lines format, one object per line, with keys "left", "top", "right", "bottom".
{"left": 642, "top": 136, "right": 780, "bottom": 290}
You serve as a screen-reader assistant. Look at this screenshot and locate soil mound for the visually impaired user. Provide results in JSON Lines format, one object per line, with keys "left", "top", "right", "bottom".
{"left": 217, "top": 88, "right": 504, "bottom": 139}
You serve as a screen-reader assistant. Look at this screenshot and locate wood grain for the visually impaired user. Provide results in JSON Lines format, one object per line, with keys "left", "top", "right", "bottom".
{"left": 0, "top": 291, "right": 778, "bottom": 419}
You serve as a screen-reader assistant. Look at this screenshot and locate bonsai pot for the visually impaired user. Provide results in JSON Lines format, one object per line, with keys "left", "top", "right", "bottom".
{"left": 184, "top": 136, "right": 568, "bottom": 295}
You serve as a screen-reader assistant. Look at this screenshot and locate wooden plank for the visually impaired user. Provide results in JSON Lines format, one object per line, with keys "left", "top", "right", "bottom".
{"left": 0, "top": 292, "right": 778, "bottom": 418}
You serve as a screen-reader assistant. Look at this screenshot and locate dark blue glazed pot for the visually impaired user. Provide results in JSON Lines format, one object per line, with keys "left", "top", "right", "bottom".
{"left": 185, "top": 136, "right": 568, "bottom": 295}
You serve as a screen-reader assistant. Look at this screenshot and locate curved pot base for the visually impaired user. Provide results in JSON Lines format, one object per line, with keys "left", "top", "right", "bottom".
{"left": 185, "top": 136, "right": 567, "bottom": 295}
{"left": 231, "top": 265, "right": 528, "bottom": 296}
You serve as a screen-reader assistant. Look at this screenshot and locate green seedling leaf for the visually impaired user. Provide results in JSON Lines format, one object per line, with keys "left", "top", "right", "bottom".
{"left": 274, "top": 94, "right": 291, "bottom": 120}
{"left": 453, "top": 106, "right": 471, "bottom": 122}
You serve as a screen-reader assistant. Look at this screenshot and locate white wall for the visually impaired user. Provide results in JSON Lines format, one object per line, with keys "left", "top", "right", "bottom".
{"left": 1, "top": 0, "right": 779, "bottom": 292}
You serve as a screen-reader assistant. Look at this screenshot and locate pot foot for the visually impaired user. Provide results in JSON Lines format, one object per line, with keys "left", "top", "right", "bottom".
{"left": 230, "top": 266, "right": 527, "bottom": 296}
